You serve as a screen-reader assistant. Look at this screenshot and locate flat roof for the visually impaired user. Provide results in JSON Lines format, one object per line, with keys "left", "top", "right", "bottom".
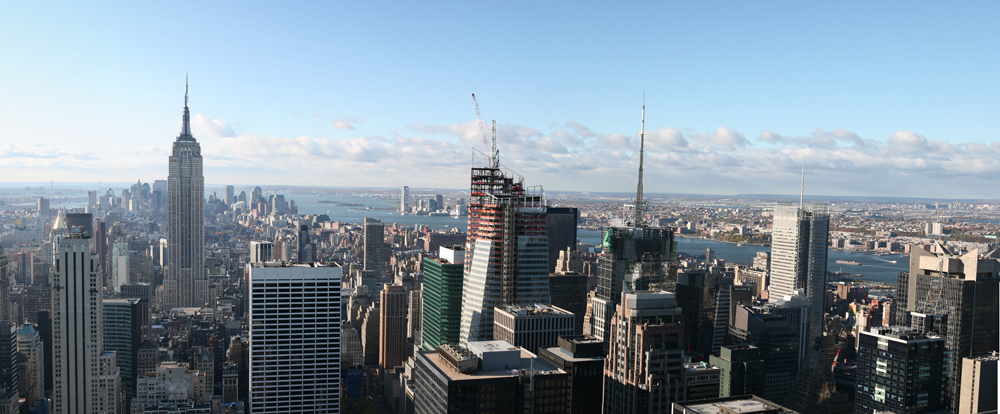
{"left": 677, "top": 396, "right": 796, "bottom": 414}
{"left": 422, "top": 349, "right": 565, "bottom": 382}
{"left": 540, "top": 346, "right": 604, "bottom": 363}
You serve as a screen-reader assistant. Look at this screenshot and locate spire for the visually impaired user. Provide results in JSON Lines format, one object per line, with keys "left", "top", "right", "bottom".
{"left": 178, "top": 74, "right": 193, "bottom": 140}
{"left": 799, "top": 152, "right": 806, "bottom": 209}
{"left": 633, "top": 93, "right": 647, "bottom": 227}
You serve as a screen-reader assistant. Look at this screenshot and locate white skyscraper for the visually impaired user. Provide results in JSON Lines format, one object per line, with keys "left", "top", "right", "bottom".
{"left": 52, "top": 226, "right": 121, "bottom": 414}
{"left": 249, "top": 262, "right": 341, "bottom": 413}
{"left": 164, "top": 79, "right": 206, "bottom": 309}
{"left": 400, "top": 186, "right": 409, "bottom": 213}
{"left": 768, "top": 202, "right": 829, "bottom": 346}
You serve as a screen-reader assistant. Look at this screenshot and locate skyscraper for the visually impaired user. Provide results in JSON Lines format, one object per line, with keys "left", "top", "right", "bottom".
{"left": 421, "top": 246, "right": 465, "bottom": 351}
{"left": 51, "top": 224, "right": 121, "bottom": 414}
{"left": 602, "top": 290, "right": 685, "bottom": 414}
{"left": 855, "top": 328, "right": 947, "bottom": 414}
{"left": 896, "top": 242, "right": 1000, "bottom": 411}
{"left": 0, "top": 322, "right": 18, "bottom": 413}
{"left": 17, "top": 324, "right": 44, "bottom": 405}
{"left": 459, "top": 136, "right": 550, "bottom": 346}
{"left": 104, "top": 298, "right": 148, "bottom": 411}
{"left": 164, "top": 79, "right": 206, "bottom": 309}
{"left": 768, "top": 201, "right": 829, "bottom": 348}
{"left": 249, "top": 262, "right": 341, "bottom": 413}
{"left": 363, "top": 217, "right": 387, "bottom": 283}
{"left": 545, "top": 207, "right": 578, "bottom": 272}
{"left": 379, "top": 284, "right": 407, "bottom": 373}
{"left": 225, "top": 185, "right": 235, "bottom": 204}
{"left": 0, "top": 247, "right": 8, "bottom": 325}
{"left": 400, "top": 186, "right": 409, "bottom": 212}
{"left": 589, "top": 101, "right": 676, "bottom": 349}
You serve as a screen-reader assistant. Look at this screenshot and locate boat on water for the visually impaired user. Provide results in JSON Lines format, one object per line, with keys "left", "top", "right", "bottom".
{"left": 836, "top": 260, "right": 862, "bottom": 266}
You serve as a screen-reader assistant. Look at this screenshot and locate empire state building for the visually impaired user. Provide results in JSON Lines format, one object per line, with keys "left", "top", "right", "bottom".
{"left": 164, "top": 79, "right": 206, "bottom": 309}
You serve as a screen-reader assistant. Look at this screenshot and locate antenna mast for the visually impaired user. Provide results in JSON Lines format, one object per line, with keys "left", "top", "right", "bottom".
{"left": 799, "top": 153, "right": 805, "bottom": 209}
{"left": 634, "top": 94, "right": 647, "bottom": 227}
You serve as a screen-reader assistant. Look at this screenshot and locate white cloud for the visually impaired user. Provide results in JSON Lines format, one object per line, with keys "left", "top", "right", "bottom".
{"left": 192, "top": 114, "right": 236, "bottom": 138}
{"left": 333, "top": 115, "right": 363, "bottom": 130}
{"left": 3, "top": 116, "right": 999, "bottom": 198}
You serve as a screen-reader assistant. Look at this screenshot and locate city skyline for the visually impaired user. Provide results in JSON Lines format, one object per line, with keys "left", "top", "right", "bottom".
{"left": 3, "top": 3, "right": 1000, "bottom": 198}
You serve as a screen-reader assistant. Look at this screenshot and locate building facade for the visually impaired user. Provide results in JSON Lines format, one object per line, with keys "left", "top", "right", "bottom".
{"left": 165, "top": 83, "right": 206, "bottom": 309}
{"left": 52, "top": 229, "right": 121, "bottom": 414}
{"left": 248, "top": 262, "right": 341, "bottom": 413}
{"left": 379, "top": 284, "right": 407, "bottom": 372}
{"left": 459, "top": 153, "right": 550, "bottom": 346}
{"left": 855, "top": 328, "right": 946, "bottom": 414}
{"left": 421, "top": 247, "right": 465, "bottom": 351}
{"left": 768, "top": 202, "right": 829, "bottom": 348}
{"left": 591, "top": 226, "right": 675, "bottom": 350}
{"left": 896, "top": 243, "right": 1000, "bottom": 411}
{"left": 493, "top": 304, "right": 574, "bottom": 354}
{"left": 602, "top": 291, "right": 685, "bottom": 414}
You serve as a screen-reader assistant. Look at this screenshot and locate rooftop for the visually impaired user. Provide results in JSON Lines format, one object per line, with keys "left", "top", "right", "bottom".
{"left": 675, "top": 395, "right": 798, "bottom": 414}
{"left": 421, "top": 348, "right": 565, "bottom": 382}
{"left": 498, "top": 304, "right": 573, "bottom": 316}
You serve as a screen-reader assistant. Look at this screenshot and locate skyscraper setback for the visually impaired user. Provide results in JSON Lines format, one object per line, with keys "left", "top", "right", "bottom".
{"left": 164, "top": 79, "right": 206, "bottom": 309}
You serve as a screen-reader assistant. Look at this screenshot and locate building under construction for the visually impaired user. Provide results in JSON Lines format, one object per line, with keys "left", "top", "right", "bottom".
{"left": 459, "top": 127, "right": 551, "bottom": 346}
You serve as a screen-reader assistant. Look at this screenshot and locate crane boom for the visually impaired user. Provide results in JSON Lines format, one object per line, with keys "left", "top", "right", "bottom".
{"left": 472, "top": 94, "right": 488, "bottom": 147}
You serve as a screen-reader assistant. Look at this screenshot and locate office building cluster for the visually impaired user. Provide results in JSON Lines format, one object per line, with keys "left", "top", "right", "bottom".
{"left": 0, "top": 88, "right": 996, "bottom": 414}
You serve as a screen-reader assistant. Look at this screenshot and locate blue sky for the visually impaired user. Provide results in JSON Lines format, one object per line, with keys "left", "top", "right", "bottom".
{"left": 1, "top": 2, "right": 998, "bottom": 198}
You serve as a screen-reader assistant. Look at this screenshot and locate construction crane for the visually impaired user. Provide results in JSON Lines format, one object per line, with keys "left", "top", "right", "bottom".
{"left": 471, "top": 93, "right": 499, "bottom": 168}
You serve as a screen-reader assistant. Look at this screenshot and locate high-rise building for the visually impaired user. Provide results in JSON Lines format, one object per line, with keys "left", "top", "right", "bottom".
{"left": 225, "top": 185, "right": 235, "bottom": 204}
{"left": 379, "top": 284, "right": 407, "bottom": 373}
{"left": 493, "top": 304, "right": 574, "bottom": 354}
{"left": 958, "top": 354, "right": 998, "bottom": 414}
{"left": 677, "top": 272, "right": 751, "bottom": 357}
{"left": 459, "top": 149, "right": 550, "bottom": 346}
{"left": 590, "top": 226, "right": 675, "bottom": 349}
{"left": 548, "top": 272, "right": 588, "bottom": 335}
{"left": 412, "top": 340, "right": 568, "bottom": 414}
{"left": 0, "top": 247, "right": 8, "bottom": 325}
{"left": 728, "top": 304, "right": 800, "bottom": 404}
{"left": 546, "top": 207, "right": 578, "bottom": 272}
{"left": 249, "top": 261, "right": 341, "bottom": 413}
{"left": 249, "top": 241, "right": 273, "bottom": 264}
{"left": 708, "top": 345, "right": 765, "bottom": 398}
{"left": 538, "top": 335, "right": 604, "bottom": 414}
{"left": 399, "top": 186, "right": 409, "bottom": 213}
{"left": 897, "top": 242, "right": 1000, "bottom": 411}
{"left": 768, "top": 202, "right": 829, "bottom": 348}
{"left": 297, "top": 224, "right": 315, "bottom": 263}
{"left": 434, "top": 194, "right": 443, "bottom": 211}
{"left": 0, "top": 322, "right": 18, "bottom": 413}
{"left": 421, "top": 247, "right": 465, "bottom": 351}
{"left": 164, "top": 80, "right": 206, "bottom": 309}
{"left": 36, "top": 198, "right": 50, "bottom": 218}
{"left": 603, "top": 291, "right": 685, "bottom": 414}
{"left": 51, "top": 226, "right": 121, "bottom": 414}
{"left": 361, "top": 303, "right": 379, "bottom": 367}
{"left": 363, "top": 218, "right": 387, "bottom": 282}
{"left": 104, "top": 297, "right": 148, "bottom": 410}
{"left": 855, "top": 328, "right": 947, "bottom": 414}
{"left": 17, "top": 324, "right": 44, "bottom": 405}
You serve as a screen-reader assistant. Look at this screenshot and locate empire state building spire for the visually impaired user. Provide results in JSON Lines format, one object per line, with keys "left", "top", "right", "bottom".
{"left": 178, "top": 75, "right": 194, "bottom": 141}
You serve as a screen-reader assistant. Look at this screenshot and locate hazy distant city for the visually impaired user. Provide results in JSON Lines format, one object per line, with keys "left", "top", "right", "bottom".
{"left": 3, "top": 3, "right": 999, "bottom": 414}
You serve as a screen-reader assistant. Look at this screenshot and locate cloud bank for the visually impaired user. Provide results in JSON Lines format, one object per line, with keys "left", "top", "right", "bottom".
{"left": 2, "top": 114, "right": 998, "bottom": 199}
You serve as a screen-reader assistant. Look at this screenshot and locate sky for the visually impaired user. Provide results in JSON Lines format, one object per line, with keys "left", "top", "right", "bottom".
{"left": 1, "top": 2, "right": 998, "bottom": 198}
